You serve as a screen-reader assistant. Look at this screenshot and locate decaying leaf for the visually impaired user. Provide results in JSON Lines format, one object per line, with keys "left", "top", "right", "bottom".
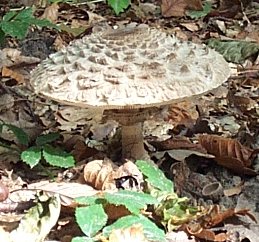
{"left": 207, "top": 0, "right": 252, "bottom": 19}
{"left": 83, "top": 159, "right": 143, "bottom": 191}
{"left": 161, "top": 0, "right": 203, "bottom": 17}
{"left": 150, "top": 136, "right": 206, "bottom": 152}
{"left": 84, "top": 159, "right": 117, "bottom": 190}
{"left": 104, "top": 203, "right": 131, "bottom": 221}
{"left": 182, "top": 205, "right": 257, "bottom": 241}
{"left": 164, "top": 101, "right": 199, "bottom": 127}
{"left": 2, "top": 66, "right": 25, "bottom": 84}
{"left": 40, "top": 3, "right": 59, "bottom": 23}
{"left": 107, "top": 224, "right": 148, "bottom": 242}
{"left": 199, "top": 134, "right": 258, "bottom": 175}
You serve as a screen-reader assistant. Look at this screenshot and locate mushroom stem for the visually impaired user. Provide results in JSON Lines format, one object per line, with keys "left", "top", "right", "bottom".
{"left": 121, "top": 122, "right": 146, "bottom": 160}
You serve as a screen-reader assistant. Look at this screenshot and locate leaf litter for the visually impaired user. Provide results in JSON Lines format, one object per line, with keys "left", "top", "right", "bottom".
{"left": 0, "top": 0, "right": 259, "bottom": 241}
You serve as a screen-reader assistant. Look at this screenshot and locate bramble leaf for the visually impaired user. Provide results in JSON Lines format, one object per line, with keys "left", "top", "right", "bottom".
{"left": 43, "top": 144, "right": 75, "bottom": 168}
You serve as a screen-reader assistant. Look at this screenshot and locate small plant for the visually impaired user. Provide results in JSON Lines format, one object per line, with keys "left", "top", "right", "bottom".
{"left": 0, "top": 122, "right": 75, "bottom": 168}
{"left": 0, "top": 7, "right": 58, "bottom": 43}
{"left": 107, "top": 0, "right": 131, "bottom": 15}
{"left": 186, "top": 1, "right": 212, "bottom": 19}
{"left": 73, "top": 160, "right": 201, "bottom": 241}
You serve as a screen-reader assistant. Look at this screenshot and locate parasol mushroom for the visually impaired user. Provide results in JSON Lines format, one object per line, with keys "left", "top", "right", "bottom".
{"left": 30, "top": 23, "right": 230, "bottom": 160}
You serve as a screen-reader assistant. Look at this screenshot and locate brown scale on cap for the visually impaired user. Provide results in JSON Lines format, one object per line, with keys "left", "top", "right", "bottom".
{"left": 31, "top": 23, "right": 231, "bottom": 160}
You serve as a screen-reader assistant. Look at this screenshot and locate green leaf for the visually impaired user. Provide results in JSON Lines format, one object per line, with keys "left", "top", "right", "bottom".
{"left": 30, "top": 18, "right": 58, "bottom": 29}
{"left": 104, "top": 190, "right": 158, "bottom": 214}
{"left": 42, "top": 144, "right": 75, "bottom": 168}
{"left": 187, "top": 2, "right": 212, "bottom": 19}
{"left": 1, "top": 21, "right": 29, "bottom": 39}
{"left": 2, "top": 11, "right": 17, "bottom": 22}
{"left": 0, "top": 7, "right": 58, "bottom": 40}
{"left": 36, "top": 133, "right": 60, "bottom": 146}
{"left": 1, "top": 8, "right": 33, "bottom": 39}
{"left": 75, "top": 195, "right": 105, "bottom": 206}
{"left": 207, "top": 38, "right": 259, "bottom": 64}
{"left": 136, "top": 160, "right": 173, "bottom": 192}
{"left": 21, "top": 146, "right": 42, "bottom": 168}
{"left": 0, "top": 28, "right": 5, "bottom": 45}
{"left": 72, "top": 237, "right": 94, "bottom": 242}
{"left": 75, "top": 204, "right": 108, "bottom": 238}
{"left": 14, "top": 7, "right": 33, "bottom": 21}
{"left": 103, "top": 215, "right": 166, "bottom": 242}
{"left": 107, "top": 0, "right": 131, "bottom": 15}
{"left": 4, "top": 124, "right": 29, "bottom": 146}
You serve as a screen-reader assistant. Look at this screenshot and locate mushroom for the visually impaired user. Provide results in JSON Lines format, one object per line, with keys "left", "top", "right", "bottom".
{"left": 30, "top": 23, "right": 230, "bottom": 160}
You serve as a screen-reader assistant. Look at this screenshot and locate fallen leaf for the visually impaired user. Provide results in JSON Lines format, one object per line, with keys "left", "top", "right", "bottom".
{"left": 40, "top": 3, "right": 59, "bottom": 22}
{"left": 161, "top": 0, "right": 203, "bottom": 17}
{"left": 161, "top": 0, "right": 187, "bottom": 17}
{"left": 2, "top": 66, "right": 24, "bottom": 84}
{"left": 107, "top": 224, "right": 148, "bottom": 242}
{"left": 182, "top": 205, "right": 256, "bottom": 241}
{"left": 199, "top": 134, "right": 258, "bottom": 175}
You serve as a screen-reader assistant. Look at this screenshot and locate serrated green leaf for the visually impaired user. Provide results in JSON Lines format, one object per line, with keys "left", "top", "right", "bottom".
{"left": 1, "top": 20, "right": 29, "bottom": 39}
{"left": 136, "top": 160, "right": 173, "bottom": 192}
{"left": 107, "top": 0, "right": 130, "bottom": 15}
{"left": 187, "top": 2, "right": 212, "bottom": 19}
{"left": 104, "top": 190, "right": 158, "bottom": 214}
{"left": 4, "top": 124, "right": 29, "bottom": 146}
{"left": 75, "top": 204, "right": 108, "bottom": 237}
{"left": 42, "top": 144, "right": 75, "bottom": 168}
{"left": 207, "top": 39, "right": 259, "bottom": 63}
{"left": 2, "top": 11, "right": 17, "bottom": 22}
{"left": 103, "top": 215, "right": 166, "bottom": 242}
{"left": 36, "top": 133, "right": 60, "bottom": 146}
{"left": 14, "top": 7, "right": 33, "bottom": 21}
{"left": 1, "top": 8, "right": 33, "bottom": 39}
{"left": 21, "top": 146, "right": 42, "bottom": 168}
{"left": 0, "top": 7, "right": 58, "bottom": 40}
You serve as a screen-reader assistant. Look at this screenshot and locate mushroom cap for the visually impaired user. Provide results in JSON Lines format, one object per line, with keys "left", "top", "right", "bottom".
{"left": 31, "top": 23, "right": 230, "bottom": 109}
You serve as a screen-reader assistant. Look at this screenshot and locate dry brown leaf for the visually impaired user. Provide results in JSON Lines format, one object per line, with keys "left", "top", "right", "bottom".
{"left": 184, "top": 225, "right": 227, "bottom": 241}
{"left": 2, "top": 66, "right": 25, "bottom": 84}
{"left": 183, "top": 205, "right": 256, "bottom": 241}
{"left": 161, "top": 0, "right": 202, "bottom": 17}
{"left": 199, "top": 134, "right": 258, "bottom": 175}
{"left": 84, "top": 159, "right": 117, "bottom": 190}
{"left": 107, "top": 224, "right": 148, "bottom": 242}
{"left": 83, "top": 160, "right": 143, "bottom": 191}
{"left": 0, "top": 48, "right": 40, "bottom": 68}
{"left": 165, "top": 101, "right": 199, "bottom": 127}
{"left": 201, "top": 205, "right": 257, "bottom": 228}
{"left": 228, "top": 94, "right": 258, "bottom": 112}
{"left": 104, "top": 204, "right": 131, "bottom": 221}
{"left": 161, "top": 0, "right": 187, "bottom": 17}
{"left": 40, "top": 3, "right": 59, "bottom": 22}
{"left": 150, "top": 136, "right": 206, "bottom": 153}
